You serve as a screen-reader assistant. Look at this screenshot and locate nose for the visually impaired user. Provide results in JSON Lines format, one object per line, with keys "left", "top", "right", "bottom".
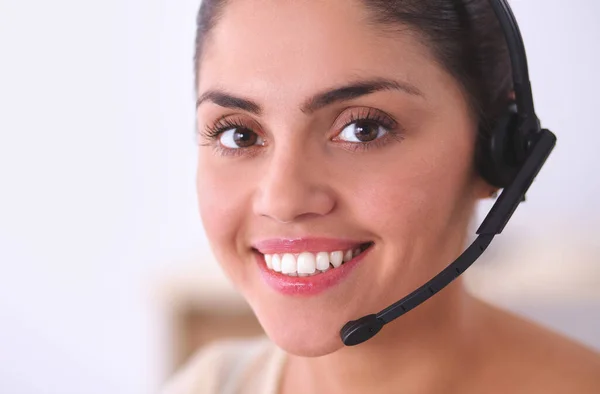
{"left": 252, "top": 143, "right": 336, "bottom": 224}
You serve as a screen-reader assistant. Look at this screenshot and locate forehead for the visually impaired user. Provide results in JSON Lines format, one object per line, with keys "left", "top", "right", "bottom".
{"left": 198, "top": 0, "right": 457, "bottom": 109}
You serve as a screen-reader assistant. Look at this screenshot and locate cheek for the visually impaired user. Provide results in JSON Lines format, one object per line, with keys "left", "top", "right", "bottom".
{"left": 344, "top": 134, "right": 476, "bottom": 304}
{"left": 350, "top": 127, "right": 476, "bottom": 248}
{"left": 196, "top": 154, "right": 252, "bottom": 272}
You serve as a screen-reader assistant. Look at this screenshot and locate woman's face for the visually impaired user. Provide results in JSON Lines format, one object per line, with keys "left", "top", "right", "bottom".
{"left": 196, "top": 0, "right": 488, "bottom": 356}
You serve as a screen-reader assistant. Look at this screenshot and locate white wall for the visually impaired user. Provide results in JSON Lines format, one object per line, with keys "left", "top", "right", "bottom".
{"left": 0, "top": 1, "right": 598, "bottom": 393}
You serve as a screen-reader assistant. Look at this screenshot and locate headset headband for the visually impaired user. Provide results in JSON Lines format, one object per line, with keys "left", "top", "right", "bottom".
{"left": 490, "top": 0, "right": 534, "bottom": 117}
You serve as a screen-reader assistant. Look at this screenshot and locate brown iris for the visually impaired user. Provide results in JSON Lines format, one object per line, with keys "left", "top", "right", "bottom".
{"left": 353, "top": 120, "right": 380, "bottom": 142}
{"left": 232, "top": 128, "right": 258, "bottom": 148}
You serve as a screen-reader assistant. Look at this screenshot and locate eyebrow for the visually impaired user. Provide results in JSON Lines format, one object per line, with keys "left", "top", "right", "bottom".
{"left": 195, "top": 77, "right": 423, "bottom": 115}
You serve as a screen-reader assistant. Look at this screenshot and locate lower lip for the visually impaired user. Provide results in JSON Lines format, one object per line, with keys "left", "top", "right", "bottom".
{"left": 255, "top": 247, "right": 372, "bottom": 296}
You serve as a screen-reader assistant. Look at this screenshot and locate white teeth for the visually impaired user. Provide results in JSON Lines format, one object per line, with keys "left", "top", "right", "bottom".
{"left": 281, "top": 253, "right": 297, "bottom": 275}
{"left": 297, "top": 252, "right": 316, "bottom": 275}
{"left": 271, "top": 254, "right": 282, "bottom": 272}
{"left": 316, "top": 252, "right": 330, "bottom": 271}
{"left": 265, "top": 254, "right": 273, "bottom": 269}
{"left": 343, "top": 249, "right": 353, "bottom": 263}
{"left": 330, "top": 251, "right": 344, "bottom": 268}
{"left": 263, "top": 245, "right": 369, "bottom": 276}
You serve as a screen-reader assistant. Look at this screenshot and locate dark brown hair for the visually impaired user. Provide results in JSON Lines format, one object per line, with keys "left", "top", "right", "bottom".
{"left": 193, "top": 0, "right": 512, "bottom": 134}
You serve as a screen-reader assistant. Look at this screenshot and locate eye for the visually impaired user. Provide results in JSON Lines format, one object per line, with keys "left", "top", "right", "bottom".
{"left": 338, "top": 120, "right": 389, "bottom": 143}
{"left": 219, "top": 127, "right": 264, "bottom": 149}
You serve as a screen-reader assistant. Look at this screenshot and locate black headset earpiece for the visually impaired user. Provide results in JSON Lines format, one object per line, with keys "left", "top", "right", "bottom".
{"left": 477, "top": 102, "right": 521, "bottom": 189}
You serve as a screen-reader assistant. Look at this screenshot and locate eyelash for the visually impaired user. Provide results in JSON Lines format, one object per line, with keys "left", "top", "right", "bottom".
{"left": 202, "top": 116, "right": 249, "bottom": 141}
{"left": 198, "top": 108, "right": 404, "bottom": 157}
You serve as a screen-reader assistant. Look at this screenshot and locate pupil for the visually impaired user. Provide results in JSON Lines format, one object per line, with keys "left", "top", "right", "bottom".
{"left": 233, "top": 129, "right": 257, "bottom": 147}
{"left": 354, "top": 121, "right": 379, "bottom": 142}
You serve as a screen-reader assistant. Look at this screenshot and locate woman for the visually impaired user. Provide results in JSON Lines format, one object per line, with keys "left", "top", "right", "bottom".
{"left": 163, "top": 0, "right": 600, "bottom": 392}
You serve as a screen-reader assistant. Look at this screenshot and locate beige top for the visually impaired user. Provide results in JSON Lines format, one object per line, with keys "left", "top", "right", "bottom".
{"left": 161, "top": 338, "right": 287, "bottom": 394}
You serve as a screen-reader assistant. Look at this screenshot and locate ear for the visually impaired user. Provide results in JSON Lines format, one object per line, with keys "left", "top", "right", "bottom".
{"left": 471, "top": 174, "right": 500, "bottom": 200}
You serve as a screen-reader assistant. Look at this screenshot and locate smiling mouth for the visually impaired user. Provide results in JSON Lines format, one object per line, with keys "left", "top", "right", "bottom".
{"left": 255, "top": 242, "right": 373, "bottom": 277}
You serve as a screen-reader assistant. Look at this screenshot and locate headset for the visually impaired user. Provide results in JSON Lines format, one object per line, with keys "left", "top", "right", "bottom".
{"left": 340, "top": 0, "right": 557, "bottom": 346}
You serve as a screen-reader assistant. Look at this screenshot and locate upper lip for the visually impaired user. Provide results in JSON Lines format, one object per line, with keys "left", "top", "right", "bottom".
{"left": 252, "top": 237, "right": 370, "bottom": 255}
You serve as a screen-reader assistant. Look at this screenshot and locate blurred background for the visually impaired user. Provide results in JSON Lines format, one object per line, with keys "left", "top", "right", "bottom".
{"left": 0, "top": 0, "right": 598, "bottom": 393}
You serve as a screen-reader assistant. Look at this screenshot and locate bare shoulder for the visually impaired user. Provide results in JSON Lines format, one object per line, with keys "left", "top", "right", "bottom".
{"left": 470, "top": 298, "right": 600, "bottom": 394}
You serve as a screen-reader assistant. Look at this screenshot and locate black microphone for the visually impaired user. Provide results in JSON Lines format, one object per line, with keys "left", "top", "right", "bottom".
{"left": 340, "top": 129, "right": 556, "bottom": 346}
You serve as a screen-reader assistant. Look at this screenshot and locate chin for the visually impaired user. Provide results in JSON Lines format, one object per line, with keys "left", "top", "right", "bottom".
{"left": 267, "top": 324, "right": 344, "bottom": 357}
{"left": 245, "top": 295, "right": 353, "bottom": 357}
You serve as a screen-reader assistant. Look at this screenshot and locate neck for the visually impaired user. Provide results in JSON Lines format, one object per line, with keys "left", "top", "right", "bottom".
{"left": 282, "top": 283, "right": 481, "bottom": 394}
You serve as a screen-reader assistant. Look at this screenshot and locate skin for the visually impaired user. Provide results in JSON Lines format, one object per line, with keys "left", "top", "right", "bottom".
{"left": 194, "top": 0, "right": 600, "bottom": 392}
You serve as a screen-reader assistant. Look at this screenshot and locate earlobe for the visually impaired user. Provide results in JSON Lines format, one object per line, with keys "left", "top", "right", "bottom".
{"left": 471, "top": 175, "right": 499, "bottom": 200}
